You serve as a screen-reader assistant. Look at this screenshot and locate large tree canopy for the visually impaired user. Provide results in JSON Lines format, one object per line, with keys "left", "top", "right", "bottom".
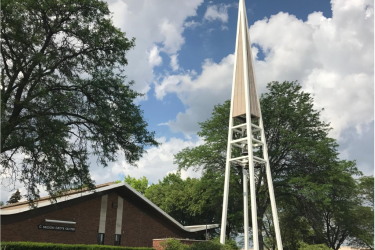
{"left": 1, "top": 0, "right": 158, "bottom": 202}
{"left": 144, "top": 171, "right": 244, "bottom": 236}
{"left": 174, "top": 81, "right": 338, "bottom": 240}
{"left": 174, "top": 81, "right": 372, "bottom": 250}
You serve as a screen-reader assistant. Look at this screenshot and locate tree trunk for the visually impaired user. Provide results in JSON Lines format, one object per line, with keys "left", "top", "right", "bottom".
{"left": 258, "top": 217, "right": 264, "bottom": 250}
{"left": 226, "top": 224, "right": 231, "bottom": 239}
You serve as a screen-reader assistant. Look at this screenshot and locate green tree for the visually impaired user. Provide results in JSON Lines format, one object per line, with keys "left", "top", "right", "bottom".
{"left": 289, "top": 161, "right": 366, "bottom": 250}
{"left": 145, "top": 171, "right": 243, "bottom": 236}
{"left": 347, "top": 176, "right": 374, "bottom": 249}
{"left": 348, "top": 206, "right": 374, "bottom": 250}
{"left": 124, "top": 175, "right": 149, "bottom": 194}
{"left": 145, "top": 173, "right": 201, "bottom": 226}
{"left": 1, "top": 0, "right": 158, "bottom": 202}
{"left": 7, "top": 189, "right": 21, "bottom": 204}
{"left": 174, "top": 81, "right": 348, "bottom": 249}
{"left": 357, "top": 176, "right": 374, "bottom": 207}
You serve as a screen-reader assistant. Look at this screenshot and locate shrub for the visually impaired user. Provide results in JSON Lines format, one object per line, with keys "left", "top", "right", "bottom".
{"left": 0, "top": 242, "right": 154, "bottom": 250}
{"left": 160, "top": 239, "right": 234, "bottom": 250}
{"left": 298, "top": 242, "right": 331, "bottom": 250}
{"left": 190, "top": 241, "right": 231, "bottom": 250}
{"left": 211, "top": 237, "right": 239, "bottom": 250}
{"left": 160, "top": 239, "right": 189, "bottom": 250}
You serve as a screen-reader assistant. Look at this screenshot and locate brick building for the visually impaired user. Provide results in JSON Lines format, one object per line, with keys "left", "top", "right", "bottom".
{"left": 1, "top": 182, "right": 218, "bottom": 247}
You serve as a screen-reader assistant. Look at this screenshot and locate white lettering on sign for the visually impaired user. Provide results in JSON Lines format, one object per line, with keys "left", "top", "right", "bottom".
{"left": 37, "top": 225, "right": 76, "bottom": 232}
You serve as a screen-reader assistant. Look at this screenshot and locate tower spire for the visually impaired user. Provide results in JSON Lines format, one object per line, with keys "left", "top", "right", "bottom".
{"left": 219, "top": 1, "right": 283, "bottom": 250}
{"left": 232, "top": 0, "right": 260, "bottom": 120}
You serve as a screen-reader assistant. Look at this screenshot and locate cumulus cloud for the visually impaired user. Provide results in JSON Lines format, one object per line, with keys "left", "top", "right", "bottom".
{"left": 338, "top": 121, "right": 374, "bottom": 176}
{"left": 184, "top": 20, "right": 201, "bottom": 29}
{"left": 204, "top": 4, "right": 231, "bottom": 23}
{"left": 156, "top": 0, "right": 374, "bottom": 140}
{"left": 0, "top": 137, "right": 204, "bottom": 202}
{"left": 148, "top": 45, "right": 162, "bottom": 67}
{"left": 170, "top": 54, "right": 179, "bottom": 71}
{"left": 90, "top": 137, "right": 204, "bottom": 185}
{"left": 155, "top": 55, "right": 234, "bottom": 134}
{"left": 249, "top": 0, "right": 374, "bottom": 138}
{"left": 107, "top": 0, "right": 204, "bottom": 94}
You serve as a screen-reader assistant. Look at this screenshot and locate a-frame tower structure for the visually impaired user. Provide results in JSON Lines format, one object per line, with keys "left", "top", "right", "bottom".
{"left": 219, "top": 1, "right": 283, "bottom": 250}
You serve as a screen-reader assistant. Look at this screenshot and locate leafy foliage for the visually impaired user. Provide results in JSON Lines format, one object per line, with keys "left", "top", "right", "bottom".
{"left": 288, "top": 161, "right": 366, "bottom": 250}
{"left": 124, "top": 175, "right": 149, "bottom": 194}
{"left": 161, "top": 239, "right": 190, "bottom": 250}
{"left": 348, "top": 176, "right": 374, "bottom": 249}
{"left": 173, "top": 81, "right": 373, "bottom": 250}
{"left": 1, "top": 0, "right": 158, "bottom": 202}
{"left": 211, "top": 237, "right": 240, "bottom": 250}
{"left": 160, "top": 239, "right": 237, "bottom": 250}
{"left": 7, "top": 189, "right": 21, "bottom": 204}
{"left": 144, "top": 172, "right": 243, "bottom": 237}
{"left": 190, "top": 241, "right": 232, "bottom": 250}
{"left": 357, "top": 176, "right": 374, "bottom": 207}
{"left": 298, "top": 242, "right": 331, "bottom": 250}
{"left": 145, "top": 173, "right": 207, "bottom": 226}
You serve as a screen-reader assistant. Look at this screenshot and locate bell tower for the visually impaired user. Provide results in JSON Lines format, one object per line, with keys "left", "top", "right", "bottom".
{"left": 219, "top": 1, "right": 283, "bottom": 250}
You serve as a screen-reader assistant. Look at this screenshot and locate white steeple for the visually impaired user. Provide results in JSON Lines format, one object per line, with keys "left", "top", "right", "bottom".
{"left": 219, "top": 1, "right": 283, "bottom": 250}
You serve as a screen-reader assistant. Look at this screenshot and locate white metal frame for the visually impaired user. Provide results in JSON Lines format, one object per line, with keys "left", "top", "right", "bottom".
{"left": 220, "top": 1, "right": 283, "bottom": 250}
{"left": 45, "top": 219, "right": 76, "bottom": 225}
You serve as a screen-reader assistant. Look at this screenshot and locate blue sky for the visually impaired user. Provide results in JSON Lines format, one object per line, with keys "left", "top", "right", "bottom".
{"left": 1, "top": 0, "right": 373, "bottom": 202}
{"left": 104, "top": 0, "right": 373, "bottom": 186}
{"left": 140, "top": 0, "right": 333, "bottom": 140}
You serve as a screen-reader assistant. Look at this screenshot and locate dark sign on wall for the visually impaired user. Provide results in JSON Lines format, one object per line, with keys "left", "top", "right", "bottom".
{"left": 38, "top": 225, "right": 75, "bottom": 232}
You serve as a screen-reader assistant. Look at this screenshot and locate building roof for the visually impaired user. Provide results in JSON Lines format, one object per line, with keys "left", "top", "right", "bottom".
{"left": 0, "top": 182, "right": 219, "bottom": 233}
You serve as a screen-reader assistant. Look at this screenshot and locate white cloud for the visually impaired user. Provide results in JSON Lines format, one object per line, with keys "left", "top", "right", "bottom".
{"left": 157, "top": 122, "right": 169, "bottom": 126}
{"left": 155, "top": 55, "right": 234, "bottom": 134}
{"left": 107, "top": 0, "right": 204, "bottom": 94}
{"left": 170, "top": 54, "right": 179, "bottom": 71}
{"left": 156, "top": 0, "right": 374, "bottom": 140}
{"left": 221, "top": 25, "right": 229, "bottom": 30}
{"left": 249, "top": 0, "right": 373, "bottom": 138}
{"left": 90, "top": 137, "right": 204, "bottom": 185}
{"left": 148, "top": 45, "right": 162, "bottom": 67}
{"left": 204, "top": 4, "right": 231, "bottom": 23}
{"left": 0, "top": 137, "right": 204, "bottom": 202}
{"left": 1, "top": 182, "right": 48, "bottom": 204}
{"left": 159, "top": 20, "right": 185, "bottom": 54}
{"left": 184, "top": 20, "right": 201, "bottom": 29}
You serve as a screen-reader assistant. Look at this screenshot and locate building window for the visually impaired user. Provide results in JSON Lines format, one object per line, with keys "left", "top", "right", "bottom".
{"left": 114, "top": 234, "right": 121, "bottom": 246}
{"left": 98, "top": 233, "right": 105, "bottom": 245}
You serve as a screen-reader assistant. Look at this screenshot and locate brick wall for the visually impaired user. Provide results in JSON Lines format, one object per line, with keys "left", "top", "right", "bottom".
{"left": 119, "top": 192, "right": 193, "bottom": 247}
{"left": 1, "top": 190, "right": 202, "bottom": 247}
{"left": 1, "top": 194, "right": 102, "bottom": 244}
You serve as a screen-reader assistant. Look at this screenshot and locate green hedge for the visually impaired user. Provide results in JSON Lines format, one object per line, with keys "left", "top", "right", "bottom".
{"left": 160, "top": 239, "right": 238, "bottom": 250}
{"left": 0, "top": 242, "right": 154, "bottom": 250}
{"left": 298, "top": 242, "right": 331, "bottom": 250}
